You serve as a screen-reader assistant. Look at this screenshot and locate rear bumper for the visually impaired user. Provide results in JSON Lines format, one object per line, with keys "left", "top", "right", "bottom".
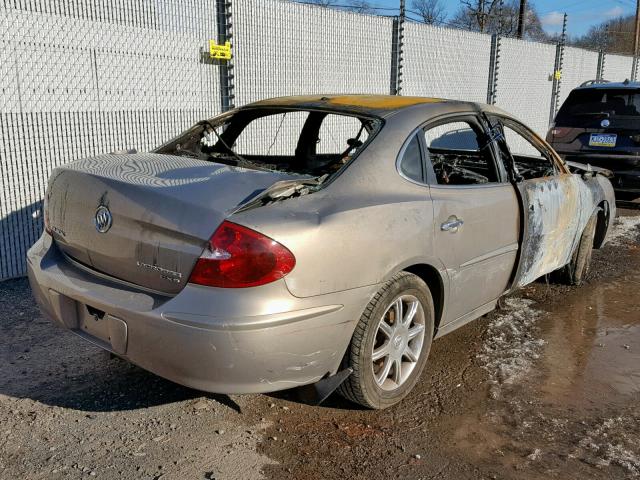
{"left": 27, "top": 234, "right": 373, "bottom": 394}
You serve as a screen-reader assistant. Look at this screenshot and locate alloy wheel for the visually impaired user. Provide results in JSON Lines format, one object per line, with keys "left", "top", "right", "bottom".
{"left": 371, "top": 294, "right": 426, "bottom": 391}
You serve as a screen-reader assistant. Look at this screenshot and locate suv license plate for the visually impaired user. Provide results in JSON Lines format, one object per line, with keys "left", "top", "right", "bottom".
{"left": 589, "top": 133, "right": 617, "bottom": 147}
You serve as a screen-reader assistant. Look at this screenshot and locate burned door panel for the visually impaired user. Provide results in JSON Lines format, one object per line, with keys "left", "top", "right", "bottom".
{"left": 514, "top": 174, "right": 593, "bottom": 287}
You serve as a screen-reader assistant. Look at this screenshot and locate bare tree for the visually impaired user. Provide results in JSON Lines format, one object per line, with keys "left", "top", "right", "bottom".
{"left": 452, "top": 0, "right": 503, "bottom": 33}
{"left": 450, "top": 0, "right": 548, "bottom": 40}
{"left": 573, "top": 15, "right": 635, "bottom": 54}
{"left": 411, "top": 0, "right": 447, "bottom": 25}
{"left": 304, "top": 0, "right": 375, "bottom": 14}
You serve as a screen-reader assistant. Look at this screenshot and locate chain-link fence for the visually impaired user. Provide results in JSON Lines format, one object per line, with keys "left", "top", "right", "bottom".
{"left": 557, "top": 46, "right": 600, "bottom": 107}
{"left": 603, "top": 53, "right": 635, "bottom": 83}
{"left": 1, "top": 0, "right": 221, "bottom": 279}
{"left": 1, "top": 0, "right": 639, "bottom": 280}
{"left": 402, "top": 23, "right": 491, "bottom": 103}
{"left": 494, "top": 37, "right": 557, "bottom": 137}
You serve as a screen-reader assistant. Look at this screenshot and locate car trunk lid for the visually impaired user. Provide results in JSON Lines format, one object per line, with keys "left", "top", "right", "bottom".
{"left": 45, "top": 153, "right": 301, "bottom": 294}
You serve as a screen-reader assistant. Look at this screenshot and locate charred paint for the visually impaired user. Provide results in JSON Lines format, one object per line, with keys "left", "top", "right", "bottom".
{"left": 246, "top": 95, "right": 445, "bottom": 114}
{"left": 515, "top": 173, "right": 610, "bottom": 287}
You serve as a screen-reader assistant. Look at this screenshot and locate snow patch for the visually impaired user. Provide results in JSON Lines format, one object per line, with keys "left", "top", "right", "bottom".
{"left": 479, "top": 298, "right": 545, "bottom": 396}
{"left": 577, "top": 417, "right": 640, "bottom": 477}
{"left": 607, "top": 216, "right": 640, "bottom": 246}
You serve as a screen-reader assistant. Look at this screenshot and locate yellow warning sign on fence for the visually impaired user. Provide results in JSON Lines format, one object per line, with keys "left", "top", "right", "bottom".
{"left": 554, "top": 70, "right": 562, "bottom": 80}
{"left": 209, "top": 40, "right": 232, "bottom": 60}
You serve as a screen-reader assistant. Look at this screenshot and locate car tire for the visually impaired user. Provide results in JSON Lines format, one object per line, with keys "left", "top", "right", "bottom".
{"left": 557, "top": 211, "right": 598, "bottom": 286}
{"left": 337, "top": 272, "right": 434, "bottom": 409}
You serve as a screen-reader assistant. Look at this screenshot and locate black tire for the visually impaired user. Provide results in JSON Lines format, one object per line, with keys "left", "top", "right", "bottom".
{"left": 337, "top": 272, "right": 434, "bottom": 409}
{"left": 556, "top": 212, "right": 598, "bottom": 285}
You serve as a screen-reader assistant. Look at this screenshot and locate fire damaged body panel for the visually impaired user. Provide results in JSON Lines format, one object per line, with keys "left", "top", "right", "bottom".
{"left": 514, "top": 172, "right": 614, "bottom": 287}
{"left": 515, "top": 174, "right": 585, "bottom": 287}
{"left": 27, "top": 95, "right": 616, "bottom": 398}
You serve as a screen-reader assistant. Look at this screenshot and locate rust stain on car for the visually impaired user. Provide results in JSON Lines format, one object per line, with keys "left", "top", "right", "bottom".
{"left": 248, "top": 95, "right": 445, "bottom": 112}
{"left": 325, "top": 95, "right": 444, "bottom": 109}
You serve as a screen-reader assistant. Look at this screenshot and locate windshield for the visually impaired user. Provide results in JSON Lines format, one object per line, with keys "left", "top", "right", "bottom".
{"left": 556, "top": 88, "right": 640, "bottom": 127}
{"left": 156, "top": 108, "right": 381, "bottom": 178}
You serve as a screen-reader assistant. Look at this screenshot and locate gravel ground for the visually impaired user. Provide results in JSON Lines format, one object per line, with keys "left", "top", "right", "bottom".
{"left": 1, "top": 210, "right": 639, "bottom": 480}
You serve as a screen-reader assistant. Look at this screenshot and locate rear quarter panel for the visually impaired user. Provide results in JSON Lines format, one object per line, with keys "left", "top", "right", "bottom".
{"left": 230, "top": 116, "right": 445, "bottom": 299}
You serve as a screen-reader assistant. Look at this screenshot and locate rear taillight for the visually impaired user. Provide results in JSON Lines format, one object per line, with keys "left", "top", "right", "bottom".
{"left": 188, "top": 221, "right": 296, "bottom": 288}
{"left": 550, "top": 127, "right": 571, "bottom": 138}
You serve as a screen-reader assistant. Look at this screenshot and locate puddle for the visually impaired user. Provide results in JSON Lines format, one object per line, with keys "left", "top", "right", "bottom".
{"left": 451, "top": 232, "right": 640, "bottom": 479}
{"left": 538, "top": 252, "right": 640, "bottom": 408}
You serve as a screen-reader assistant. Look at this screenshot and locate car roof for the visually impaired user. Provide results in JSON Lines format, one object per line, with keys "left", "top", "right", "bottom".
{"left": 574, "top": 80, "right": 640, "bottom": 91}
{"left": 241, "top": 94, "right": 513, "bottom": 119}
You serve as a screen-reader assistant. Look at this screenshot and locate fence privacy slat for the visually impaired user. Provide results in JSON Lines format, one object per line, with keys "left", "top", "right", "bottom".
{"left": 0, "top": 0, "right": 635, "bottom": 280}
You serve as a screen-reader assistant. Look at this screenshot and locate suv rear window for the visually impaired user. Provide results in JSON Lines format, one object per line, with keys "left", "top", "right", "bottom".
{"left": 556, "top": 88, "right": 640, "bottom": 127}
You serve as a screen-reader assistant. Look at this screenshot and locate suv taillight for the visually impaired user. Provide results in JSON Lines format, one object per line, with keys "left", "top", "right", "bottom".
{"left": 550, "top": 127, "right": 571, "bottom": 138}
{"left": 188, "top": 221, "right": 295, "bottom": 288}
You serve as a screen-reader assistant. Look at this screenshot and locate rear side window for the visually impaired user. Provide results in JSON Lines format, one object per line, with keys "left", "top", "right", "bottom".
{"left": 423, "top": 120, "right": 499, "bottom": 185}
{"left": 398, "top": 134, "right": 424, "bottom": 183}
{"left": 556, "top": 88, "right": 640, "bottom": 127}
{"left": 317, "top": 116, "right": 369, "bottom": 154}
{"left": 235, "top": 111, "right": 308, "bottom": 156}
{"left": 156, "top": 109, "right": 382, "bottom": 179}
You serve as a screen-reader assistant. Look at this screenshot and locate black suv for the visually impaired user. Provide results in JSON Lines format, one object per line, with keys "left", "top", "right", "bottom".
{"left": 547, "top": 80, "right": 640, "bottom": 197}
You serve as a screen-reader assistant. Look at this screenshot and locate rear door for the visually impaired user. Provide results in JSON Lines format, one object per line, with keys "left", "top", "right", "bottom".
{"left": 423, "top": 114, "right": 520, "bottom": 325}
{"left": 487, "top": 115, "right": 585, "bottom": 287}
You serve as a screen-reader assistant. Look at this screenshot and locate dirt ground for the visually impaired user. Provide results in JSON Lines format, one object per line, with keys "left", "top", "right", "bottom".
{"left": 1, "top": 210, "right": 639, "bottom": 480}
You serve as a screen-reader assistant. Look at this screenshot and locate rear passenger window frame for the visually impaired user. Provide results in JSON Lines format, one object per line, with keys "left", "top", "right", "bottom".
{"left": 421, "top": 113, "right": 508, "bottom": 187}
{"left": 396, "top": 128, "right": 429, "bottom": 186}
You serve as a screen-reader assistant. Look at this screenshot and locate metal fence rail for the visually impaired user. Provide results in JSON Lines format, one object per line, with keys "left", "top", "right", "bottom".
{"left": 0, "top": 0, "right": 639, "bottom": 280}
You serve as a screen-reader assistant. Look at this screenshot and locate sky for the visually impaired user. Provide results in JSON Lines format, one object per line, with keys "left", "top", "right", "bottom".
{"left": 371, "top": 0, "right": 636, "bottom": 37}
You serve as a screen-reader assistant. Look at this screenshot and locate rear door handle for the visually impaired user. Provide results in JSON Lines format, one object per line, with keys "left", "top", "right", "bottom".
{"left": 441, "top": 216, "right": 464, "bottom": 232}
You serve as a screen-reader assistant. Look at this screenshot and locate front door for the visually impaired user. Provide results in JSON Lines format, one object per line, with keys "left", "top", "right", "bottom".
{"left": 487, "top": 116, "right": 586, "bottom": 287}
{"left": 422, "top": 115, "right": 520, "bottom": 324}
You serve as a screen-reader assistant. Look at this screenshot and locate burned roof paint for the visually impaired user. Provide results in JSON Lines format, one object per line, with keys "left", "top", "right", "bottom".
{"left": 325, "top": 95, "right": 444, "bottom": 109}
{"left": 244, "top": 95, "right": 447, "bottom": 115}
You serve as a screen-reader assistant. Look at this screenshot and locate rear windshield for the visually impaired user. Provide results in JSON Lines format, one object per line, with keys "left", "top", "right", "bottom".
{"left": 556, "top": 88, "right": 640, "bottom": 127}
{"left": 156, "top": 108, "right": 381, "bottom": 179}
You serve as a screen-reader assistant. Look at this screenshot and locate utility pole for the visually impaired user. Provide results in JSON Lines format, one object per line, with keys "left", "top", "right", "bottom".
{"left": 517, "top": 0, "right": 526, "bottom": 38}
{"left": 634, "top": 0, "right": 640, "bottom": 57}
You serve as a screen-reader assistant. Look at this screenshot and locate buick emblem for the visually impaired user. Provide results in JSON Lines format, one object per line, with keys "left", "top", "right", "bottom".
{"left": 94, "top": 205, "right": 112, "bottom": 233}
{"left": 601, "top": 119, "right": 610, "bottom": 128}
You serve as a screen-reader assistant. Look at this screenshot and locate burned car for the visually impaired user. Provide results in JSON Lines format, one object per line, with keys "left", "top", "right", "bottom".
{"left": 28, "top": 95, "right": 615, "bottom": 409}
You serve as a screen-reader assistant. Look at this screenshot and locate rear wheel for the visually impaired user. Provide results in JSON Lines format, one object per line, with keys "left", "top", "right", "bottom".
{"left": 556, "top": 212, "right": 598, "bottom": 285}
{"left": 337, "top": 272, "right": 434, "bottom": 409}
